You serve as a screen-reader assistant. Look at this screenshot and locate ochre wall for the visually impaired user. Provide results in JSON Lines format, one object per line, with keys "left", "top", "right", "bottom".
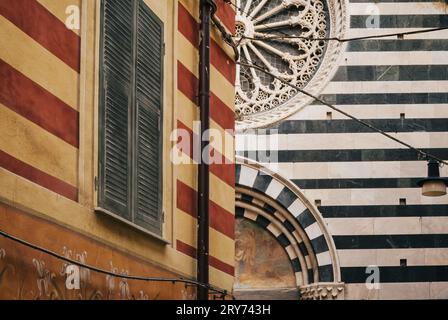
{"left": 0, "top": 0, "right": 236, "bottom": 298}
{"left": 0, "top": 203, "right": 195, "bottom": 300}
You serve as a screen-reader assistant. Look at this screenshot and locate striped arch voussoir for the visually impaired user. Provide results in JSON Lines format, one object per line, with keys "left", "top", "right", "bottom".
{"left": 235, "top": 157, "right": 344, "bottom": 298}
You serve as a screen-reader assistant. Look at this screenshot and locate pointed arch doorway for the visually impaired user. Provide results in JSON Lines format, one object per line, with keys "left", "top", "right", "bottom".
{"left": 234, "top": 158, "right": 345, "bottom": 300}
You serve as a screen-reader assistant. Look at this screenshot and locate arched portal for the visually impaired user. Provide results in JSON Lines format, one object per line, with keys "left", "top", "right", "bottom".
{"left": 234, "top": 157, "right": 345, "bottom": 300}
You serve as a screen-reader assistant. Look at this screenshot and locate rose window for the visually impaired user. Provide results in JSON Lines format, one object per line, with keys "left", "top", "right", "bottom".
{"left": 234, "top": 0, "right": 347, "bottom": 129}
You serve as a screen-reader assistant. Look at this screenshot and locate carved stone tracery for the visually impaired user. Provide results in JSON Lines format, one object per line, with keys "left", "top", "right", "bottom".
{"left": 235, "top": 0, "right": 348, "bottom": 130}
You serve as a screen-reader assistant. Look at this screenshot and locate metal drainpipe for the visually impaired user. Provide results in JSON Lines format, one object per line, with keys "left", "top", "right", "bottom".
{"left": 197, "top": 0, "right": 216, "bottom": 301}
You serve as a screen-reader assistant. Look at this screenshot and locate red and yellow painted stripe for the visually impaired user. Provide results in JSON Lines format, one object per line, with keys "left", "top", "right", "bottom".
{"left": 0, "top": 0, "right": 237, "bottom": 293}
{"left": 175, "top": 0, "right": 236, "bottom": 289}
{"left": 0, "top": 0, "right": 80, "bottom": 202}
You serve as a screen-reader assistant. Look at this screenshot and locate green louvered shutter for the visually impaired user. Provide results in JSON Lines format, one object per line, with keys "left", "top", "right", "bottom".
{"left": 99, "top": 0, "right": 133, "bottom": 220}
{"left": 134, "top": 1, "right": 164, "bottom": 234}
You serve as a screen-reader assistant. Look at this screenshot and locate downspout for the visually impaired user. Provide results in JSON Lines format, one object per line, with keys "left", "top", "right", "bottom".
{"left": 197, "top": 0, "right": 216, "bottom": 300}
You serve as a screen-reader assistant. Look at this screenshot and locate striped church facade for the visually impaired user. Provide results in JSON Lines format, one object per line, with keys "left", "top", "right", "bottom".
{"left": 236, "top": 0, "right": 448, "bottom": 299}
{"left": 0, "top": 0, "right": 236, "bottom": 299}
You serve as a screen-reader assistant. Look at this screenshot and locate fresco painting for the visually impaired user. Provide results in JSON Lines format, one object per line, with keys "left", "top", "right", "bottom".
{"left": 234, "top": 218, "right": 296, "bottom": 290}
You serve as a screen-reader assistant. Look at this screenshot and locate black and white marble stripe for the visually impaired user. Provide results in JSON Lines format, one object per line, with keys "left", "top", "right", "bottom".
{"left": 235, "top": 0, "right": 448, "bottom": 299}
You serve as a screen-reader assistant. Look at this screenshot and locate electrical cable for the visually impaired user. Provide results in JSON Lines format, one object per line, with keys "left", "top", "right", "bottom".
{"left": 239, "top": 26, "right": 448, "bottom": 43}
{"left": 223, "top": 0, "right": 448, "bottom": 43}
{"left": 0, "top": 1, "right": 442, "bottom": 302}
{"left": 0, "top": 0, "right": 231, "bottom": 300}
{"left": 0, "top": 229, "right": 231, "bottom": 298}
{"left": 211, "top": 15, "right": 240, "bottom": 61}
{"left": 211, "top": 2, "right": 448, "bottom": 166}
{"left": 236, "top": 58, "right": 448, "bottom": 165}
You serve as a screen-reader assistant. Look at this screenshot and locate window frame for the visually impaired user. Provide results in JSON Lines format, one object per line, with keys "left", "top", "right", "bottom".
{"left": 96, "top": 0, "right": 166, "bottom": 241}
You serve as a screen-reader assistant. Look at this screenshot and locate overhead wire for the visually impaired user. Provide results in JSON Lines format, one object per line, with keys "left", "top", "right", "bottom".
{"left": 0, "top": 1, "right": 235, "bottom": 301}
{"left": 212, "top": 2, "right": 448, "bottom": 165}
{"left": 236, "top": 58, "right": 448, "bottom": 165}
{"left": 224, "top": 0, "right": 448, "bottom": 43}
{"left": 0, "top": 229, "right": 231, "bottom": 298}
{"left": 238, "top": 26, "right": 448, "bottom": 43}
